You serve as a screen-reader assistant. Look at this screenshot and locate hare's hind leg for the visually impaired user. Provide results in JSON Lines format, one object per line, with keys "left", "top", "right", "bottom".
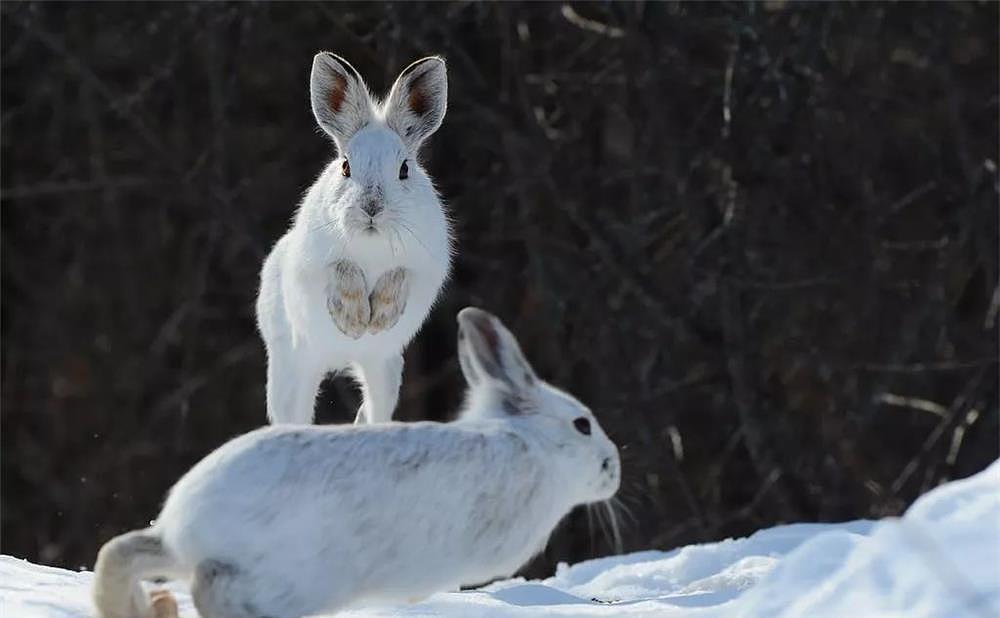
{"left": 192, "top": 560, "right": 305, "bottom": 618}
{"left": 265, "top": 343, "right": 324, "bottom": 425}
{"left": 352, "top": 353, "right": 403, "bottom": 423}
{"left": 149, "top": 589, "right": 179, "bottom": 618}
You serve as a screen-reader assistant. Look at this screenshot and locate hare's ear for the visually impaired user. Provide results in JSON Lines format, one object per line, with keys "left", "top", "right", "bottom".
{"left": 310, "top": 52, "right": 374, "bottom": 151}
{"left": 457, "top": 307, "right": 537, "bottom": 397}
{"left": 457, "top": 324, "right": 482, "bottom": 388}
{"left": 383, "top": 56, "right": 447, "bottom": 151}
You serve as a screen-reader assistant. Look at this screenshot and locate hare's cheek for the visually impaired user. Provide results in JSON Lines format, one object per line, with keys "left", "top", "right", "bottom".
{"left": 327, "top": 204, "right": 346, "bottom": 224}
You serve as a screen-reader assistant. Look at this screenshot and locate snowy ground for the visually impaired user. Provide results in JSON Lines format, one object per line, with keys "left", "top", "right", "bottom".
{"left": 3, "top": 460, "right": 998, "bottom": 617}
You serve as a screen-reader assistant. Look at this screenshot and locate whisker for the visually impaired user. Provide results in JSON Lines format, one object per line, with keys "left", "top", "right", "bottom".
{"left": 592, "top": 501, "right": 615, "bottom": 554}
{"left": 327, "top": 229, "right": 355, "bottom": 263}
{"left": 612, "top": 495, "right": 638, "bottom": 525}
{"left": 391, "top": 226, "right": 405, "bottom": 258}
{"left": 383, "top": 223, "right": 398, "bottom": 257}
{"left": 602, "top": 500, "right": 624, "bottom": 554}
{"left": 585, "top": 504, "right": 597, "bottom": 553}
{"left": 391, "top": 218, "right": 434, "bottom": 257}
{"left": 307, "top": 217, "right": 342, "bottom": 235}
{"left": 587, "top": 503, "right": 609, "bottom": 552}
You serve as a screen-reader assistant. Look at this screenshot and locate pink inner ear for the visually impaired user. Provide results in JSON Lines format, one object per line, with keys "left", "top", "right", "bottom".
{"left": 407, "top": 71, "right": 429, "bottom": 116}
{"left": 328, "top": 72, "right": 349, "bottom": 113}
{"left": 477, "top": 317, "right": 500, "bottom": 356}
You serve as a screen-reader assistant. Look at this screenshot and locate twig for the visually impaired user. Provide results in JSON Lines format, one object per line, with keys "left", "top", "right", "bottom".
{"left": 0, "top": 178, "right": 150, "bottom": 199}
{"left": 875, "top": 393, "right": 948, "bottom": 417}
{"left": 856, "top": 358, "right": 998, "bottom": 373}
{"left": 882, "top": 181, "right": 938, "bottom": 221}
{"left": 560, "top": 5, "right": 625, "bottom": 39}
{"left": 149, "top": 341, "right": 260, "bottom": 419}
{"left": 890, "top": 370, "right": 987, "bottom": 495}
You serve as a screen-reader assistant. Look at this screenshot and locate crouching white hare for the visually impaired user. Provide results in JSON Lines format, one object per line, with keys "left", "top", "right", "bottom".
{"left": 257, "top": 51, "right": 452, "bottom": 424}
{"left": 92, "top": 308, "right": 621, "bottom": 618}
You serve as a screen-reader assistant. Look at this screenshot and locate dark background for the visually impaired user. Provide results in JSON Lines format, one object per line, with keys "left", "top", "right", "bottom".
{"left": 2, "top": 2, "right": 997, "bottom": 579}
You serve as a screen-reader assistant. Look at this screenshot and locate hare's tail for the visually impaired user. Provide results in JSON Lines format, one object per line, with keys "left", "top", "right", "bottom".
{"left": 93, "top": 528, "right": 181, "bottom": 618}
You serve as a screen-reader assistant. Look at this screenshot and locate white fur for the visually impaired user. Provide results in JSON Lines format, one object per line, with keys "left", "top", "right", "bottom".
{"left": 257, "top": 52, "right": 452, "bottom": 424}
{"left": 92, "top": 308, "right": 621, "bottom": 618}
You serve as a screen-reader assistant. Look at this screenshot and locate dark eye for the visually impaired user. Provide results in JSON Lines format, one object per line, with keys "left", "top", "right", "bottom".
{"left": 342, "top": 159, "right": 351, "bottom": 178}
{"left": 399, "top": 160, "right": 409, "bottom": 180}
{"left": 573, "top": 417, "right": 591, "bottom": 436}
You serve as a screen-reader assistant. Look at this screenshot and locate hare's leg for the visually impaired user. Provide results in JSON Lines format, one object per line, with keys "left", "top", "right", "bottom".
{"left": 149, "top": 589, "right": 179, "bottom": 618}
{"left": 191, "top": 560, "right": 307, "bottom": 618}
{"left": 352, "top": 353, "right": 404, "bottom": 423}
{"left": 266, "top": 345, "right": 324, "bottom": 425}
{"left": 191, "top": 560, "right": 257, "bottom": 618}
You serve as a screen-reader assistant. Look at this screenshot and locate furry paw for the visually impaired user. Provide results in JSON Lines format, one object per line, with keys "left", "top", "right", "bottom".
{"left": 368, "top": 267, "right": 410, "bottom": 334}
{"left": 328, "top": 260, "right": 370, "bottom": 339}
{"left": 149, "top": 590, "right": 179, "bottom": 618}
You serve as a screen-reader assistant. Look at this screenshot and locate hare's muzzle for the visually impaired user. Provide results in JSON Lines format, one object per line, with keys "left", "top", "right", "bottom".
{"left": 361, "top": 199, "right": 383, "bottom": 218}
{"left": 599, "top": 449, "right": 622, "bottom": 497}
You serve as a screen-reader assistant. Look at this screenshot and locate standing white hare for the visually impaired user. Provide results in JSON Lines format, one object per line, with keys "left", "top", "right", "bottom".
{"left": 257, "top": 52, "right": 452, "bottom": 424}
{"left": 92, "top": 308, "right": 621, "bottom": 618}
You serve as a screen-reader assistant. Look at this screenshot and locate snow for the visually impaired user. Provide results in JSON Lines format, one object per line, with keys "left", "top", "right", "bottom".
{"left": 3, "top": 460, "right": 998, "bottom": 617}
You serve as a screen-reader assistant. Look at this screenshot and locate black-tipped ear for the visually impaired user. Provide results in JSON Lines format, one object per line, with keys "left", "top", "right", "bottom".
{"left": 456, "top": 307, "right": 537, "bottom": 398}
{"left": 310, "top": 52, "right": 374, "bottom": 151}
{"left": 384, "top": 56, "right": 448, "bottom": 150}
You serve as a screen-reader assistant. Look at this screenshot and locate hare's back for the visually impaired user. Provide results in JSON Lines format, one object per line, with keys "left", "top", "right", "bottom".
{"left": 156, "top": 424, "right": 508, "bottom": 563}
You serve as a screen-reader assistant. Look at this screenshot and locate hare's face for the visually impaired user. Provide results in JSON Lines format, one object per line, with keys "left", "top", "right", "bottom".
{"left": 309, "top": 52, "right": 447, "bottom": 238}
{"left": 331, "top": 125, "right": 436, "bottom": 238}
{"left": 533, "top": 383, "right": 621, "bottom": 504}
{"left": 457, "top": 308, "right": 621, "bottom": 506}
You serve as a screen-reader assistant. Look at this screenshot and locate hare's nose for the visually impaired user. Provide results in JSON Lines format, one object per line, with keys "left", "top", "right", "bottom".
{"left": 362, "top": 200, "right": 383, "bottom": 217}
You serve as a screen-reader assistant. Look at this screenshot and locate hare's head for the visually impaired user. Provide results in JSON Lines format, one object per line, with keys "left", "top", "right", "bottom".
{"left": 310, "top": 52, "right": 447, "bottom": 238}
{"left": 456, "top": 308, "right": 621, "bottom": 505}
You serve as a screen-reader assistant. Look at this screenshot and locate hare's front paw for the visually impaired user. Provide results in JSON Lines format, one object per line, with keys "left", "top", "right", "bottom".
{"left": 328, "top": 260, "right": 370, "bottom": 339}
{"left": 368, "top": 267, "right": 409, "bottom": 334}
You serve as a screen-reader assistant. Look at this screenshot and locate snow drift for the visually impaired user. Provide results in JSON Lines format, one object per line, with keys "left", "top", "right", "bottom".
{"left": 3, "top": 460, "right": 997, "bottom": 617}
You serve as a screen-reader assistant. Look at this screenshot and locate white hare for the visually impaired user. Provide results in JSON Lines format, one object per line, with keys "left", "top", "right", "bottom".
{"left": 92, "top": 307, "right": 621, "bottom": 618}
{"left": 256, "top": 52, "right": 452, "bottom": 425}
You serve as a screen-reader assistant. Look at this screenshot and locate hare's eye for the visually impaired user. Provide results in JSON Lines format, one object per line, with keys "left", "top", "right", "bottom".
{"left": 399, "top": 160, "right": 409, "bottom": 180}
{"left": 573, "top": 417, "right": 591, "bottom": 436}
{"left": 342, "top": 159, "right": 351, "bottom": 178}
